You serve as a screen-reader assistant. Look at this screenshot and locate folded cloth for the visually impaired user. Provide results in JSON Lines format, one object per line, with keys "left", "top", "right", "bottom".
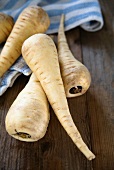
{"left": 0, "top": 0, "right": 104, "bottom": 95}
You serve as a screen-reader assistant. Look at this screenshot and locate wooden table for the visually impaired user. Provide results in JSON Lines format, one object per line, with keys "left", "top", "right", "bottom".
{"left": 0, "top": 1, "right": 114, "bottom": 169}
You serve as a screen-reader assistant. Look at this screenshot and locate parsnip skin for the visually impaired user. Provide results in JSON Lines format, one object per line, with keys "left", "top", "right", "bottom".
{"left": 5, "top": 73, "right": 50, "bottom": 142}
{"left": 58, "top": 15, "right": 91, "bottom": 98}
{"left": 0, "top": 13, "right": 14, "bottom": 44}
{"left": 22, "top": 34, "right": 95, "bottom": 160}
{"left": 0, "top": 5, "right": 50, "bottom": 77}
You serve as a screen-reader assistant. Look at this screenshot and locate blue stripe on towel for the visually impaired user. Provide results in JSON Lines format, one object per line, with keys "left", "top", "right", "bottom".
{"left": 1, "top": 0, "right": 19, "bottom": 10}
{"left": 46, "top": 2, "right": 100, "bottom": 16}
{"left": 50, "top": 11, "right": 102, "bottom": 30}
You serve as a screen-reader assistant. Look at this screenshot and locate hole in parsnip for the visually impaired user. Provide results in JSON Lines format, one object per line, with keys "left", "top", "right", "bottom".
{"left": 12, "top": 129, "right": 31, "bottom": 139}
{"left": 69, "top": 86, "right": 82, "bottom": 94}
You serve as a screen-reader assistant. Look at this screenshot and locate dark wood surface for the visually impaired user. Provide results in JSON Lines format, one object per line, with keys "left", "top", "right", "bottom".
{"left": 0, "top": 0, "right": 114, "bottom": 169}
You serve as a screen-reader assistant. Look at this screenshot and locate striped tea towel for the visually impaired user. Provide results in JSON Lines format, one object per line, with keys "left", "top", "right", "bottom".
{"left": 0, "top": 0, "right": 104, "bottom": 95}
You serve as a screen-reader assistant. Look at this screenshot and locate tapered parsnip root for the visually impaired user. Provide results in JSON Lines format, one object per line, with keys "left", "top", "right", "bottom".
{"left": 0, "top": 13, "right": 14, "bottom": 44}
{"left": 22, "top": 33, "right": 95, "bottom": 160}
{"left": 58, "top": 14, "right": 91, "bottom": 98}
{"left": 5, "top": 73, "right": 50, "bottom": 142}
{"left": 0, "top": 5, "right": 50, "bottom": 77}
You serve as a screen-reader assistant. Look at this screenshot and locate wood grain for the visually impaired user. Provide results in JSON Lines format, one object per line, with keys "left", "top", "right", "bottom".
{"left": 80, "top": 0, "right": 114, "bottom": 169}
{"left": 0, "top": 0, "right": 114, "bottom": 169}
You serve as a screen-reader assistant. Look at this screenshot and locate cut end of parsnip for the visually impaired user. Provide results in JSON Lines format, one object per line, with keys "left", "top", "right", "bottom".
{"left": 11, "top": 130, "right": 32, "bottom": 141}
{"left": 65, "top": 73, "right": 91, "bottom": 98}
{"left": 69, "top": 86, "right": 82, "bottom": 94}
{"left": 9, "top": 129, "right": 45, "bottom": 142}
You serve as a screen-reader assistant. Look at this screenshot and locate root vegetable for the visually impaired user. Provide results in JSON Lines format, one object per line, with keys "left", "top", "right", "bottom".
{"left": 0, "top": 13, "right": 14, "bottom": 44}
{"left": 22, "top": 33, "right": 95, "bottom": 160}
{"left": 58, "top": 14, "right": 91, "bottom": 98}
{"left": 0, "top": 5, "right": 50, "bottom": 77}
{"left": 5, "top": 73, "right": 50, "bottom": 142}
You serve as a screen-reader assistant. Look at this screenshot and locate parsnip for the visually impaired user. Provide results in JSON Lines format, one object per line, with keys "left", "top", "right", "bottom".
{"left": 58, "top": 14, "right": 91, "bottom": 98}
{"left": 0, "top": 13, "right": 14, "bottom": 44}
{"left": 5, "top": 73, "right": 50, "bottom": 142}
{"left": 0, "top": 5, "right": 50, "bottom": 77}
{"left": 22, "top": 33, "right": 95, "bottom": 160}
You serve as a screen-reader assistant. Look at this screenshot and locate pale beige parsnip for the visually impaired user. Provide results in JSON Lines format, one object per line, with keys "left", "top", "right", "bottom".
{"left": 0, "top": 5, "right": 50, "bottom": 77}
{"left": 0, "top": 13, "right": 14, "bottom": 44}
{"left": 5, "top": 73, "right": 50, "bottom": 142}
{"left": 22, "top": 33, "right": 95, "bottom": 160}
{"left": 58, "top": 14, "right": 91, "bottom": 97}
